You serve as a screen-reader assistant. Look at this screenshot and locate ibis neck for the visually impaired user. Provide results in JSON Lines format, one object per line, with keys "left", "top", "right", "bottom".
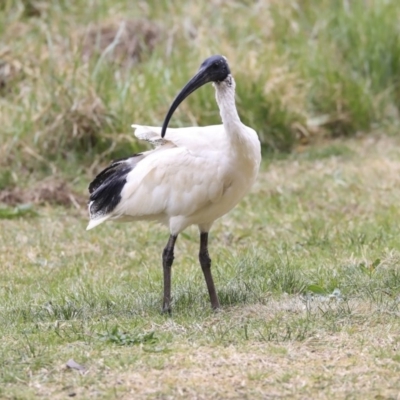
{"left": 214, "top": 77, "right": 241, "bottom": 132}
{"left": 214, "top": 76, "right": 254, "bottom": 155}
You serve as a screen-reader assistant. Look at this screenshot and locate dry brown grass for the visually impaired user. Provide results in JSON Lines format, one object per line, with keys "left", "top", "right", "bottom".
{"left": 81, "top": 18, "right": 161, "bottom": 68}
{"left": 0, "top": 177, "right": 85, "bottom": 208}
{"left": 36, "top": 90, "right": 113, "bottom": 156}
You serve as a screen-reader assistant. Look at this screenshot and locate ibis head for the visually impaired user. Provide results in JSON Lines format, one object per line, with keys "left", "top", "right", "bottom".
{"left": 161, "top": 55, "right": 231, "bottom": 138}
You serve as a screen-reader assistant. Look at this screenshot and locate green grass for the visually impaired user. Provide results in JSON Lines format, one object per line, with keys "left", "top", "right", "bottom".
{"left": 2, "top": 1, "right": 400, "bottom": 397}
{"left": 1, "top": 135, "right": 400, "bottom": 398}
{"left": 1, "top": 0, "right": 400, "bottom": 183}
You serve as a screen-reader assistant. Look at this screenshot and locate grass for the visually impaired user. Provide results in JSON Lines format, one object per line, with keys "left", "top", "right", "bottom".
{"left": 2, "top": 0, "right": 400, "bottom": 398}
{"left": 1, "top": 0, "right": 400, "bottom": 185}
{"left": 1, "top": 135, "right": 400, "bottom": 398}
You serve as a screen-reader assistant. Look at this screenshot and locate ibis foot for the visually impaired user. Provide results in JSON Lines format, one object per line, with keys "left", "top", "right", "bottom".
{"left": 161, "top": 306, "right": 172, "bottom": 316}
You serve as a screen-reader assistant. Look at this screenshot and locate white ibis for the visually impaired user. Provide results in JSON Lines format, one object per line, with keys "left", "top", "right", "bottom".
{"left": 87, "top": 55, "right": 261, "bottom": 312}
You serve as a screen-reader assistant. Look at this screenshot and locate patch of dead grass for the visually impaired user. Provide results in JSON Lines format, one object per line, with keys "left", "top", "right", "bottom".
{"left": 0, "top": 177, "right": 85, "bottom": 208}
{"left": 81, "top": 18, "right": 161, "bottom": 68}
{"left": 37, "top": 90, "right": 114, "bottom": 156}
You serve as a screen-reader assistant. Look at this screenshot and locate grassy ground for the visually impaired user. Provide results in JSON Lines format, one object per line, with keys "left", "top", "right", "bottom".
{"left": 1, "top": 0, "right": 400, "bottom": 187}
{"left": 2, "top": 134, "right": 400, "bottom": 399}
{"left": 2, "top": 0, "right": 400, "bottom": 398}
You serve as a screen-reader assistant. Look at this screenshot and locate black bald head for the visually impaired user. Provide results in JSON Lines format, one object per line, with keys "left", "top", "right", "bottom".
{"left": 161, "top": 55, "right": 231, "bottom": 138}
{"left": 198, "top": 55, "right": 231, "bottom": 83}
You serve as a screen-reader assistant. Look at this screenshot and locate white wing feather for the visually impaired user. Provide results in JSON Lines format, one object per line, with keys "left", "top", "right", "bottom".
{"left": 131, "top": 124, "right": 227, "bottom": 153}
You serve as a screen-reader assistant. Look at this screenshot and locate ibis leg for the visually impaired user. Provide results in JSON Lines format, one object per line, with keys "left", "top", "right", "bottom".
{"left": 199, "top": 232, "right": 220, "bottom": 310}
{"left": 162, "top": 234, "right": 177, "bottom": 314}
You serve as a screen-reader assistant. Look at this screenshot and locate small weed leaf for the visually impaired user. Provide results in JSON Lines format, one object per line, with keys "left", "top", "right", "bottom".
{"left": 358, "top": 258, "right": 381, "bottom": 277}
{"left": 372, "top": 258, "right": 381, "bottom": 269}
{"left": 99, "top": 326, "right": 157, "bottom": 346}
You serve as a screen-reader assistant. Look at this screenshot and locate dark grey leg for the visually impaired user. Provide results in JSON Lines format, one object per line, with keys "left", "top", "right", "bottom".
{"left": 162, "top": 234, "right": 177, "bottom": 314}
{"left": 199, "top": 232, "right": 220, "bottom": 310}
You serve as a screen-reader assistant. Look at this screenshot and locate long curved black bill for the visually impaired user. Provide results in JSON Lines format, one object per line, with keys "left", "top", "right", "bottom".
{"left": 161, "top": 68, "right": 210, "bottom": 138}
